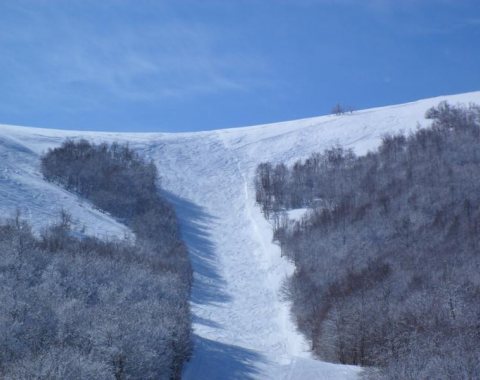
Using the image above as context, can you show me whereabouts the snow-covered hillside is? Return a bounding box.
[1,91,480,379]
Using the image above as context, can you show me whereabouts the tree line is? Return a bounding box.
[255,102,480,379]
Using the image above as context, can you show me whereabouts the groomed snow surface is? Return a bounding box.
[1,91,480,379]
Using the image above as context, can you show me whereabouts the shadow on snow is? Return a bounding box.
[162,191,231,307]
[163,192,265,379]
[182,335,264,380]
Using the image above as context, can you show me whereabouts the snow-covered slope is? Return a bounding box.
[1,91,480,379]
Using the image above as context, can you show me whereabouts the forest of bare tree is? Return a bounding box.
[255,102,480,379]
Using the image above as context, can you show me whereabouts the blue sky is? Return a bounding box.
[0,0,479,132]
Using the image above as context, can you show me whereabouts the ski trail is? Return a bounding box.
[235,153,308,360]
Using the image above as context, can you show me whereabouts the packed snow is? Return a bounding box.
[1,91,480,379]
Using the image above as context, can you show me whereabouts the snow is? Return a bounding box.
[286,208,310,222]
[1,91,480,379]
[0,134,131,239]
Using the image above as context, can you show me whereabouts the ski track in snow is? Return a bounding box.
[1,91,480,379]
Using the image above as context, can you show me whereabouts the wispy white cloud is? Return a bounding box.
[0,1,267,111]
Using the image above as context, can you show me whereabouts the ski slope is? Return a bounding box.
[1,91,479,379]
